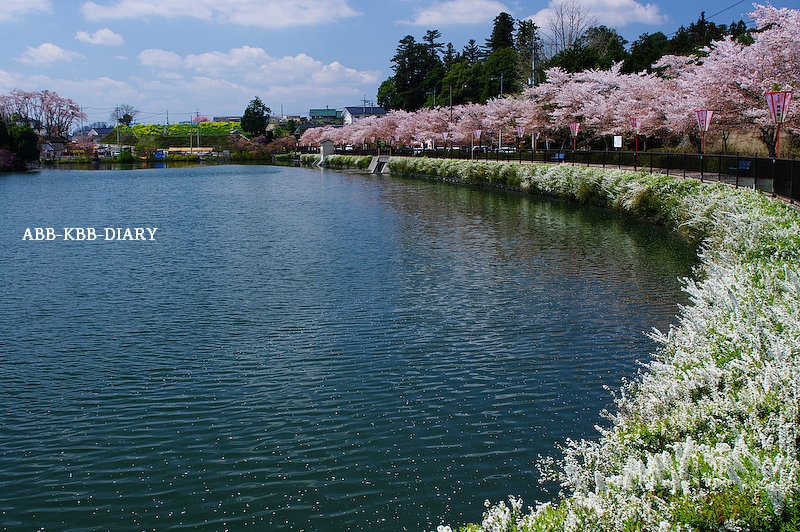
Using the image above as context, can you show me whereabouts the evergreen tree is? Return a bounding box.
[515,19,543,86]
[728,19,752,44]
[442,43,457,70]
[423,29,444,59]
[391,35,427,110]
[0,116,39,170]
[480,48,520,101]
[441,61,481,105]
[665,12,728,55]
[544,25,627,72]
[461,39,481,64]
[377,77,397,110]
[241,96,271,137]
[623,31,668,73]
[486,12,515,53]
[581,26,628,66]
[390,34,442,111]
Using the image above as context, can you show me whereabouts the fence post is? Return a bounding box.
[684,153,688,179]
[700,154,705,183]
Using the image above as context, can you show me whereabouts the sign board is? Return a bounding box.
[613,135,623,149]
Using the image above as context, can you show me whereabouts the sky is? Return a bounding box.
[0,0,793,127]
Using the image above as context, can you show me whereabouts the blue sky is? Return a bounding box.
[0,0,792,126]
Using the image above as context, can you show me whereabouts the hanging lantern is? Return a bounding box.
[694,110,713,154]
[765,91,793,157]
[765,91,792,123]
[695,110,713,131]
[568,122,580,151]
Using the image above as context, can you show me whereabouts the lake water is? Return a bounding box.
[0,165,696,531]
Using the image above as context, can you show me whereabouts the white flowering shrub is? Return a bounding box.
[388,158,800,531]
[322,154,372,169]
[299,154,320,165]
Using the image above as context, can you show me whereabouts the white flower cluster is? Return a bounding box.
[391,158,800,530]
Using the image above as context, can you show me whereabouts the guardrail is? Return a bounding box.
[314,147,799,203]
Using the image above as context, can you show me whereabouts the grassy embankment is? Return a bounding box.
[320,155,800,531]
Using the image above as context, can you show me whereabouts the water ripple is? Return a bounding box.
[0,166,695,531]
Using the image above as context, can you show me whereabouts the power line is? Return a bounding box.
[660,0,754,39]
[706,0,749,21]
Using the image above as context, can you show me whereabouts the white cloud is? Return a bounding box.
[138,49,183,69]
[312,61,377,85]
[182,46,273,77]
[139,46,380,88]
[402,0,511,26]
[594,0,666,26]
[131,45,381,117]
[80,0,360,27]
[0,69,19,91]
[0,0,51,22]
[16,43,85,65]
[75,28,124,46]
[526,0,666,30]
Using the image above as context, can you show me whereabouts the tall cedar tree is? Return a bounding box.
[516,19,543,86]
[486,12,516,53]
[241,96,271,137]
[482,13,522,98]
[623,32,668,73]
[387,35,442,111]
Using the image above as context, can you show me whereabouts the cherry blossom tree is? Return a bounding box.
[0,89,86,137]
[481,97,526,149]
[656,4,800,155]
[299,5,799,158]
[449,102,485,147]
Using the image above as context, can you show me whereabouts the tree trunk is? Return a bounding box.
[760,125,777,158]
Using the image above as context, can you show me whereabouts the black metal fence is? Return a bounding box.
[337,147,800,203]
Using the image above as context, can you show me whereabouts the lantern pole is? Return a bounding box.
[765,91,793,158]
[568,121,580,152]
[694,110,713,154]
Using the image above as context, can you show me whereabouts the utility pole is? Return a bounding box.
[449,85,453,121]
[532,39,541,86]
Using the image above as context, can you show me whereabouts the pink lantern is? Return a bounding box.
[695,110,713,131]
[765,91,792,123]
[694,110,713,153]
[568,121,580,136]
[568,121,580,151]
[765,91,792,157]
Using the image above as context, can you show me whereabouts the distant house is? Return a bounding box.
[309,108,342,125]
[279,115,304,124]
[40,136,67,160]
[342,106,386,125]
[87,126,114,141]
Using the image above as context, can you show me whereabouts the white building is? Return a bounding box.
[341,106,386,125]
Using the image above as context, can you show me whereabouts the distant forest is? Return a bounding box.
[377,7,751,112]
